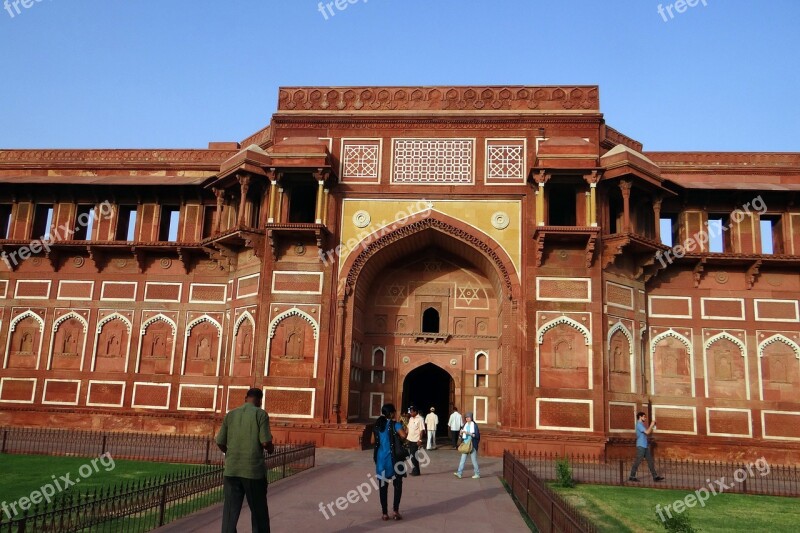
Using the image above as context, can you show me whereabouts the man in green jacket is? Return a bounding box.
[216,388,275,533]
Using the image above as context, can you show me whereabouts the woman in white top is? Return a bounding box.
[454,412,480,479]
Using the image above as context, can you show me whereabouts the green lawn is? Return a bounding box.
[0,454,202,506]
[551,484,800,532]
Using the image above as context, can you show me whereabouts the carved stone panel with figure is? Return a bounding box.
[231,317,255,377]
[539,323,589,389]
[706,337,746,400]
[761,338,800,403]
[95,318,129,373]
[51,317,86,371]
[140,320,174,375]
[269,315,316,377]
[7,316,42,369]
[608,329,632,393]
[653,336,692,397]
[184,321,220,376]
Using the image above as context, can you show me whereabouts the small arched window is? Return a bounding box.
[422,308,440,334]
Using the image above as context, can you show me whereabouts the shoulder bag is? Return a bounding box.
[390,423,411,462]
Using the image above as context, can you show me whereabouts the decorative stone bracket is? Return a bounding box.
[412,333,451,344]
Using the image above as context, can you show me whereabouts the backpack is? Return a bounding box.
[374,419,410,463]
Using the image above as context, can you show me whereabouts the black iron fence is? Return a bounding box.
[503,451,598,533]
[1,427,228,465]
[517,451,800,497]
[504,450,800,533]
[0,442,315,532]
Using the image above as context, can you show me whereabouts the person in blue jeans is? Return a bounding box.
[454,412,480,479]
[629,411,665,482]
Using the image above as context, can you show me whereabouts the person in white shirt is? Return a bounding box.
[447,408,463,449]
[424,407,439,450]
[405,406,425,475]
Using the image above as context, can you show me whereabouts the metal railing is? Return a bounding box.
[0,428,315,532]
[1,427,228,465]
[516,451,800,497]
[503,451,598,533]
[504,450,800,532]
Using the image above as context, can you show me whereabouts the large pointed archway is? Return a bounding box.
[402,363,454,437]
[328,210,522,429]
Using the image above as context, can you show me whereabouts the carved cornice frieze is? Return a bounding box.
[0,149,236,168]
[240,125,273,149]
[272,117,601,130]
[647,152,800,170]
[278,86,599,113]
[603,126,644,152]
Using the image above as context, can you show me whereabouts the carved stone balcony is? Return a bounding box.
[0,239,208,274]
[202,226,266,270]
[264,222,329,261]
[601,232,670,280]
[669,253,800,289]
[532,226,600,268]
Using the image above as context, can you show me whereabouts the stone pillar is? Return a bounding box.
[620,180,632,233]
[267,178,278,223]
[653,197,663,242]
[534,171,549,226]
[584,191,591,226]
[322,188,330,226]
[213,187,225,234]
[276,187,284,223]
[331,299,347,423]
[315,181,324,224]
[259,184,270,227]
[313,170,327,224]
[237,175,250,227]
[583,171,599,227]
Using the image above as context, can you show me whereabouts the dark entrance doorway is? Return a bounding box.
[401,363,454,437]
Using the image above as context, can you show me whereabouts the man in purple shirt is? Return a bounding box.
[628,412,665,482]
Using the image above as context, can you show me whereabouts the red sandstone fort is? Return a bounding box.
[0,86,798,461]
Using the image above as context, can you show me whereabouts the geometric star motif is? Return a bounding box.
[457,282,480,305]
[386,284,407,304]
[424,260,442,272]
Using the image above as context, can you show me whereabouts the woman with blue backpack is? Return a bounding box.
[373,403,408,520]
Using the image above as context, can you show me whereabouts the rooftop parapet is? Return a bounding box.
[277,86,600,113]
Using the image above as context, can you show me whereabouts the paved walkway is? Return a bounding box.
[156,447,530,532]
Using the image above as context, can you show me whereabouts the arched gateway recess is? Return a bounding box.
[332,212,522,429]
[402,363,454,437]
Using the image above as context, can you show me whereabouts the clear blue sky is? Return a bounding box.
[1,0,798,151]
